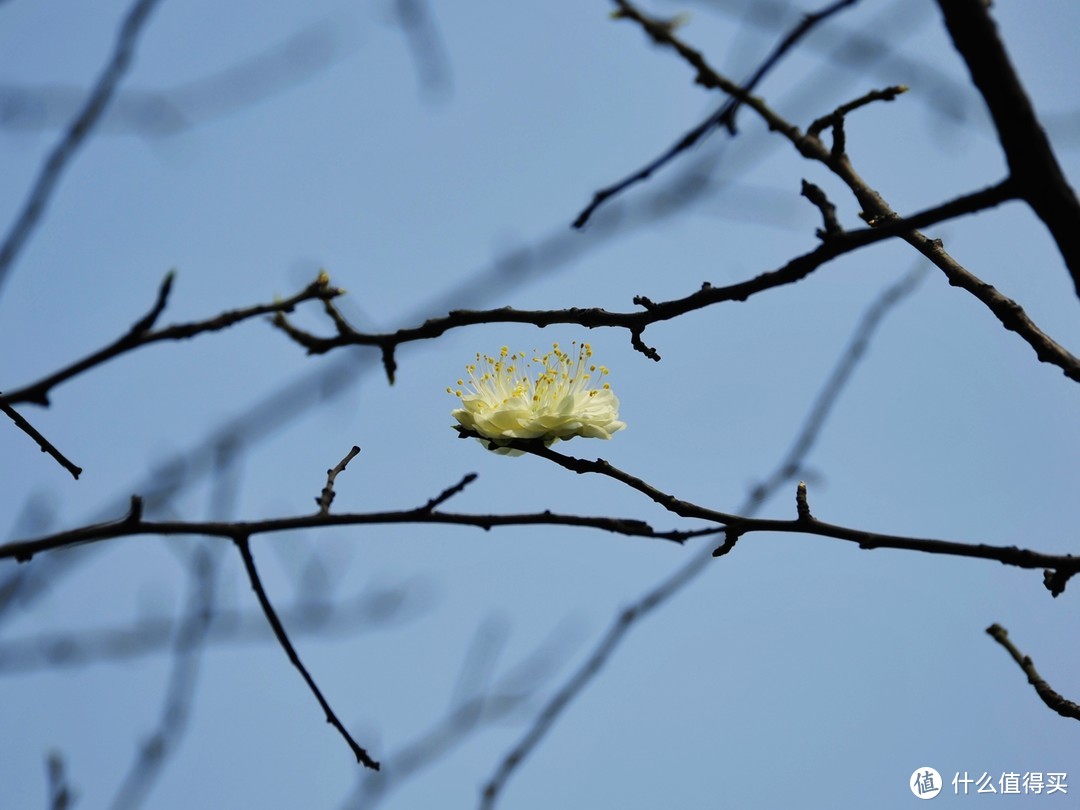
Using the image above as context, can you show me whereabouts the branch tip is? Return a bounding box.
[795,481,813,521]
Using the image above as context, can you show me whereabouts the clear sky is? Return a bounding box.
[1,1,1078,808]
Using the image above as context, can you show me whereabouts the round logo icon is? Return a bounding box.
[910,767,942,800]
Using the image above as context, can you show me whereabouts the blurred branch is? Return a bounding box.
[46,751,75,810]
[937,0,1080,297]
[345,617,574,809]
[234,534,380,770]
[748,264,925,501]
[0,582,426,675]
[317,445,362,515]
[480,266,926,807]
[392,0,453,101]
[0,395,82,479]
[0,0,164,298]
[109,544,218,810]
[986,624,1080,722]
[2,271,343,407]
[574,0,860,228]
[602,0,1080,383]
[273,178,1014,378]
[0,17,357,138]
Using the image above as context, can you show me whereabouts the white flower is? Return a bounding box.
[447,342,626,454]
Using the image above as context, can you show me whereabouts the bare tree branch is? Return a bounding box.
[936,0,1080,297]
[2,272,343,407]
[573,0,862,228]
[0,500,712,563]
[273,178,1016,377]
[317,446,362,515]
[0,0,165,298]
[602,0,1080,383]
[235,534,381,770]
[109,544,219,810]
[986,624,1080,722]
[0,395,82,479]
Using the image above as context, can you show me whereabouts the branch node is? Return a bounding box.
[1043,568,1073,598]
[633,295,658,311]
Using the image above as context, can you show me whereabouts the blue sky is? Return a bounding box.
[1,1,1078,808]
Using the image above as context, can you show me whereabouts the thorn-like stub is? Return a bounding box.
[796,481,812,521]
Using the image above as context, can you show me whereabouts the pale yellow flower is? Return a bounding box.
[447,342,626,454]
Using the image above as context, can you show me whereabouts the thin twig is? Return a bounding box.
[986,624,1080,721]
[234,534,381,770]
[420,473,478,513]
[0,0,165,297]
[0,395,82,479]
[317,446,362,514]
[3,272,342,407]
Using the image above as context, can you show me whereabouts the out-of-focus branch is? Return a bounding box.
[109,544,218,810]
[986,624,1080,722]
[345,618,574,809]
[274,178,1014,380]
[2,272,343,407]
[936,0,1080,297]
[749,264,926,501]
[46,752,75,810]
[0,0,164,298]
[393,0,453,101]
[234,534,380,770]
[0,396,82,479]
[0,582,426,675]
[0,17,356,138]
